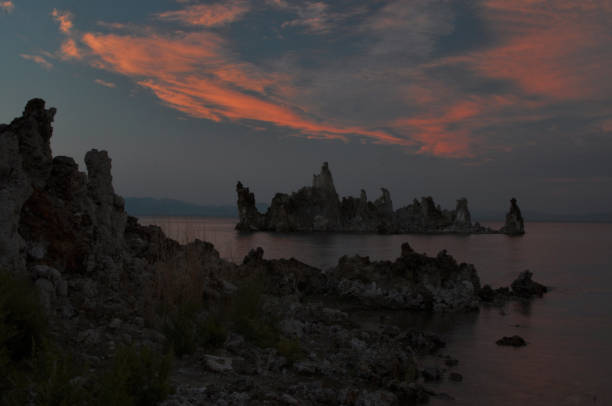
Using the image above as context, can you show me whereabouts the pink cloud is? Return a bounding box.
[94,79,116,88]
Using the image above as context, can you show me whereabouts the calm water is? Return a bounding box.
[141,217,612,406]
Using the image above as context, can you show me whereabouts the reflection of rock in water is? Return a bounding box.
[236,162,525,235]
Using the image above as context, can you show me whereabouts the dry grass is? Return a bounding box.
[145,245,208,319]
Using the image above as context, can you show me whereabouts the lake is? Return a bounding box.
[140,217,612,405]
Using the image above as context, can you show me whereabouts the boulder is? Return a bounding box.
[511,270,547,298]
[496,335,527,347]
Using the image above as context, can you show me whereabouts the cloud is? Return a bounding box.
[51,9,74,34]
[0,1,14,13]
[157,1,249,27]
[364,0,453,58]
[366,0,612,156]
[20,54,53,69]
[432,1,612,101]
[60,38,81,59]
[273,1,366,35]
[79,29,407,145]
[280,2,332,33]
[94,78,116,88]
[50,0,612,160]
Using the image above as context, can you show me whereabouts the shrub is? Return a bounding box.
[96,344,173,406]
[275,337,305,365]
[198,314,227,350]
[0,270,87,405]
[229,280,279,348]
[146,247,208,318]
[34,349,90,406]
[162,301,201,357]
[0,270,48,362]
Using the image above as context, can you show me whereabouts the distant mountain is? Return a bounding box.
[124,197,268,218]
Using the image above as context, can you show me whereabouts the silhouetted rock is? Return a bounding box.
[511,270,547,298]
[449,372,463,382]
[479,270,547,306]
[453,198,471,230]
[0,98,56,272]
[235,181,266,231]
[326,246,481,311]
[496,335,527,347]
[501,198,525,235]
[236,162,518,235]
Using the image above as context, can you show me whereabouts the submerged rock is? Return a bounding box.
[511,270,547,298]
[496,335,527,347]
[479,270,547,305]
[236,162,519,235]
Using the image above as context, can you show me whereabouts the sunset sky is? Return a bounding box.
[1,0,611,216]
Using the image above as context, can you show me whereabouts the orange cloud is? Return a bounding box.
[20,54,53,69]
[1,1,14,13]
[51,9,74,34]
[435,1,612,101]
[81,31,407,146]
[60,38,81,59]
[394,0,612,156]
[52,1,611,160]
[393,99,481,158]
[157,1,249,27]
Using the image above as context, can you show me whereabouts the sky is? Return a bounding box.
[1,0,611,217]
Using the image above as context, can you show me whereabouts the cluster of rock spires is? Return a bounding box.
[1,99,541,405]
[236,162,525,235]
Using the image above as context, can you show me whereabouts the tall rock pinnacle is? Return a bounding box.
[501,198,525,235]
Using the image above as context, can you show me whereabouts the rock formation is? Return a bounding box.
[236,162,522,235]
[0,99,56,272]
[500,197,525,235]
[326,243,482,311]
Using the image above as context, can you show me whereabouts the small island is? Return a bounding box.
[236,162,525,235]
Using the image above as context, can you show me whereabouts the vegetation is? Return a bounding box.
[0,270,86,405]
[97,345,173,406]
[0,270,173,405]
[227,280,304,363]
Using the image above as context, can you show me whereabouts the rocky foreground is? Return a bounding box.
[1,100,542,405]
[236,162,525,235]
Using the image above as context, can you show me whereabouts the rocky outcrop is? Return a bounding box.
[235,182,266,231]
[510,270,547,298]
[236,163,519,235]
[0,99,55,272]
[479,270,547,305]
[500,198,525,235]
[327,243,481,311]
